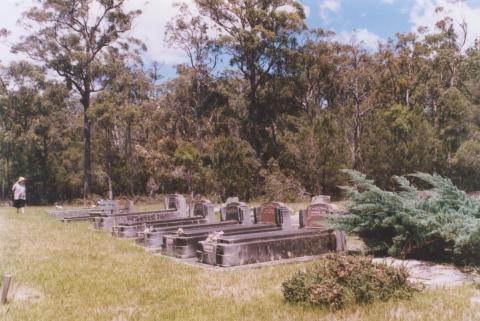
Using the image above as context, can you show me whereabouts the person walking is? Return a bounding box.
[12,177,27,214]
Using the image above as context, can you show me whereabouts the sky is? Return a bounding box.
[1,0,480,79]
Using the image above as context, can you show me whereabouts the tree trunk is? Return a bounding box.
[248,69,260,154]
[82,93,92,199]
[106,129,113,200]
[125,121,134,195]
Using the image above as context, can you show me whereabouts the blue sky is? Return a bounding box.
[1,0,480,79]
[302,0,480,50]
[310,0,413,38]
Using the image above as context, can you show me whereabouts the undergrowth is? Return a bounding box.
[282,254,422,310]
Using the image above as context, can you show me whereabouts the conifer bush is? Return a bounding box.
[334,170,480,264]
[282,254,420,309]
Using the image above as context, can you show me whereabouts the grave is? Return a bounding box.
[139,198,247,250]
[93,194,187,232]
[299,195,347,251]
[112,199,215,238]
[162,200,292,259]
[198,198,345,267]
[48,200,132,223]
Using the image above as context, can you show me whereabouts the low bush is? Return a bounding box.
[282,254,421,309]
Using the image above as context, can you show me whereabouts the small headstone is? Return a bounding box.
[255,202,292,229]
[220,200,252,225]
[164,194,187,212]
[300,195,347,251]
[225,197,239,204]
[191,199,215,222]
[312,195,331,204]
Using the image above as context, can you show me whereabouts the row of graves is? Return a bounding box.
[49,195,347,267]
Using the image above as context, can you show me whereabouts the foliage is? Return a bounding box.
[262,160,305,202]
[2,1,480,203]
[282,254,420,309]
[336,170,480,265]
[210,136,261,200]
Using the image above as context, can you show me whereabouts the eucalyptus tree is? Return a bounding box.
[165,3,221,142]
[13,0,144,198]
[193,0,306,153]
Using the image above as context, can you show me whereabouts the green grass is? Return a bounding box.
[1,206,480,321]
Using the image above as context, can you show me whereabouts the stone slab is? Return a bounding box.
[373,257,480,288]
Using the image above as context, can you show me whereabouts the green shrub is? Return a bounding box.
[282,254,421,309]
[334,170,480,265]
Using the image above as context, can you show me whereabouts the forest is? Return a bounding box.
[1,0,480,204]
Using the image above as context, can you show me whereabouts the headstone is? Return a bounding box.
[164,194,187,212]
[254,202,292,229]
[300,195,347,251]
[220,200,252,225]
[312,195,331,204]
[191,199,215,222]
[225,197,239,204]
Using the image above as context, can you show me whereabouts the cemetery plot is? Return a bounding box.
[113,217,209,238]
[137,221,239,249]
[163,223,282,258]
[162,200,291,259]
[197,198,346,267]
[94,194,187,232]
[141,199,250,251]
[112,199,215,238]
[49,200,132,223]
[50,195,347,269]
[199,229,335,266]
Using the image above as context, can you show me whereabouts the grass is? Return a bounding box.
[1,205,480,321]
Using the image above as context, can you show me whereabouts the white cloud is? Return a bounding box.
[410,0,480,48]
[383,0,395,4]
[320,0,341,22]
[0,0,33,65]
[0,0,195,66]
[337,28,382,51]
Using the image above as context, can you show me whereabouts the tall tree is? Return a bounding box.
[194,0,306,153]
[13,0,144,198]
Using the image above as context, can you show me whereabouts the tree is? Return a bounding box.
[211,135,260,200]
[13,0,144,198]
[194,0,306,153]
[0,61,76,202]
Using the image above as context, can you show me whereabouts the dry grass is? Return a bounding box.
[1,205,479,321]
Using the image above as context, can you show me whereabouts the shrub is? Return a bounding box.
[282,254,421,309]
[334,170,480,265]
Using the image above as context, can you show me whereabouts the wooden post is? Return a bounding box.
[1,274,12,304]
